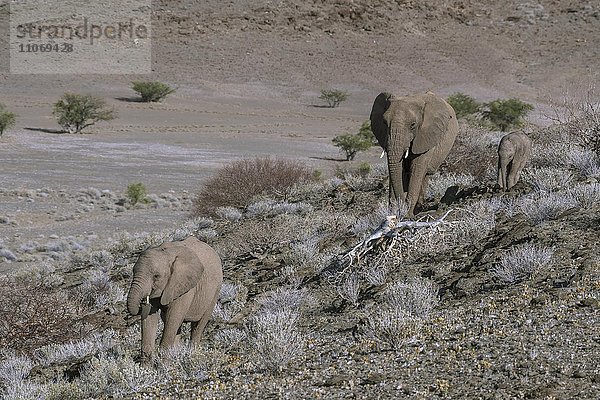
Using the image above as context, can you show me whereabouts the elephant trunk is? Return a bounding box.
[127,277,151,316]
[386,126,410,204]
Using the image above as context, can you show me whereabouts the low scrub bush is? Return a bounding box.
[491,243,554,284]
[78,354,159,398]
[442,124,499,180]
[131,81,175,102]
[332,133,373,161]
[523,167,574,192]
[319,89,348,108]
[480,98,534,131]
[569,183,600,209]
[245,199,313,218]
[366,277,438,349]
[158,344,208,383]
[335,271,360,306]
[518,191,577,224]
[213,282,247,323]
[246,308,303,373]
[126,183,148,205]
[547,83,600,157]
[215,206,243,222]
[0,275,84,355]
[0,103,16,137]
[34,330,117,366]
[193,157,313,216]
[446,93,480,119]
[53,93,115,134]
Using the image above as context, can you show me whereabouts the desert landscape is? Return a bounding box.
[0,0,599,399]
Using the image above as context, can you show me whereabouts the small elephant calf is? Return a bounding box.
[497,132,532,191]
[127,237,223,358]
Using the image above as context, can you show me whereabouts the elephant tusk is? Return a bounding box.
[404,149,409,159]
[145,295,150,304]
[380,150,386,159]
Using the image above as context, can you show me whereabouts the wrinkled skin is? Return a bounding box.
[370,91,459,216]
[497,132,532,191]
[127,237,223,358]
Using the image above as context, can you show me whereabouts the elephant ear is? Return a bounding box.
[370,92,395,149]
[412,93,453,155]
[161,248,204,306]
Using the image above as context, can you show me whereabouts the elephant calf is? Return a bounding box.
[127,237,223,358]
[497,131,532,191]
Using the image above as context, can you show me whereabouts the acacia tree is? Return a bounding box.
[332,133,372,161]
[53,94,116,134]
[480,98,533,131]
[319,89,349,108]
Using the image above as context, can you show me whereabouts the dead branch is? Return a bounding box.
[343,210,453,266]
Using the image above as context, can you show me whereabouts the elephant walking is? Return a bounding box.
[127,237,223,358]
[497,131,532,191]
[370,91,459,216]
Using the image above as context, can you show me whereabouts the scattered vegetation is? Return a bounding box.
[480,98,534,131]
[131,81,176,103]
[357,120,378,145]
[446,92,480,119]
[319,89,349,108]
[193,157,313,216]
[491,243,554,284]
[53,93,116,134]
[332,133,373,161]
[0,103,16,137]
[126,183,148,205]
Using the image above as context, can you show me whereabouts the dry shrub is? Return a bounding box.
[193,157,313,216]
[0,276,84,355]
[442,123,499,181]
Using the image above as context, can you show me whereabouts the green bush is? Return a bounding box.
[126,183,147,205]
[446,93,480,119]
[319,89,349,108]
[193,157,313,216]
[357,120,378,145]
[131,81,176,102]
[480,98,534,131]
[332,133,372,161]
[0,104,16,137]
[53,94,115,134]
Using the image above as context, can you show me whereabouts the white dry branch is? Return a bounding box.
[343,210,454,266]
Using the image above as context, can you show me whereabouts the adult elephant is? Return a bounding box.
[127,236,223,358]
[370,91,459,216]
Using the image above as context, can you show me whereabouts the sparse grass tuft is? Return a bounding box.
[491,243,554,284]
[569,183,600,209]
[366,277,438,349]
[523,167,574,192]
[518,191,577,224]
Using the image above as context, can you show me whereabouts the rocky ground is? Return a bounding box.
[0,0,599,399]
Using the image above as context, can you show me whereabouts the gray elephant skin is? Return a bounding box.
[370,91,459,216]
[497,131,532,191]
[127,236,223,357]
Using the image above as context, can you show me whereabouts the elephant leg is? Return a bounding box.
[418,174,429,206]
[141,311,160,358]
[506,161,518,190]
[509,159,526,189]
[160,311,185,351]
[190,294,219,344]
[406,161,428,216]
[499,159,511,191]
